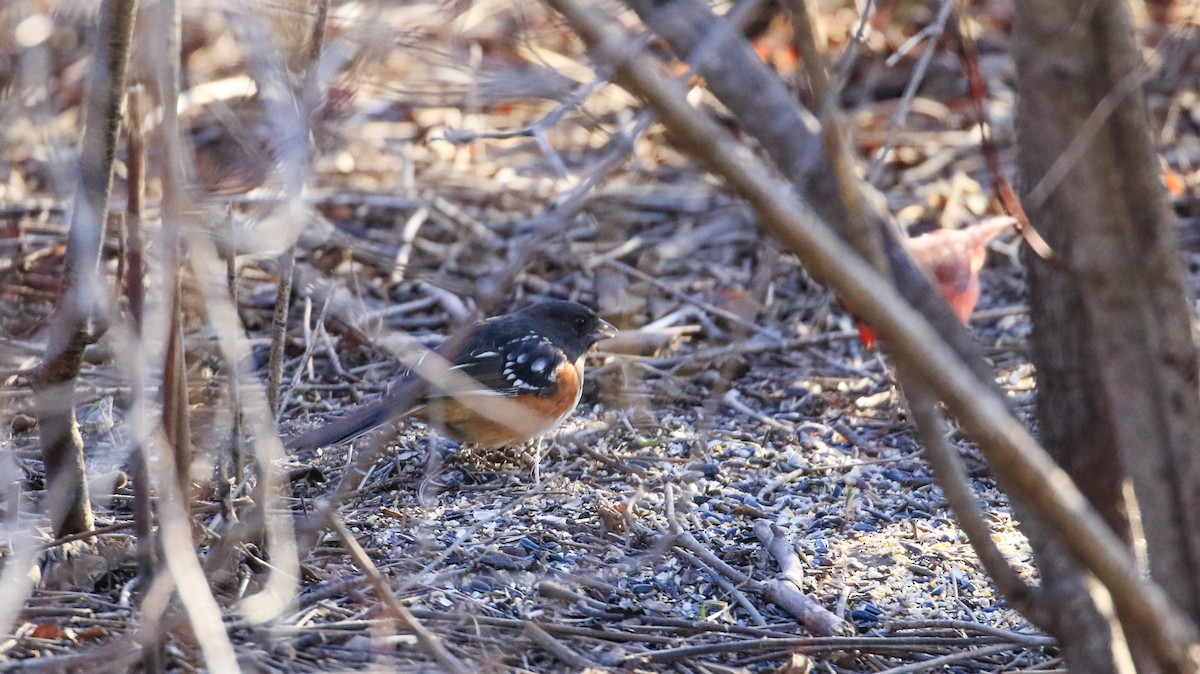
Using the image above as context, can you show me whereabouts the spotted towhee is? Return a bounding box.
[286,301,617,451]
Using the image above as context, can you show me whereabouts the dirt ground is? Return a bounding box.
[7,0,1198,671]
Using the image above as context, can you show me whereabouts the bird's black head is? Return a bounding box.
[516,300,617,360]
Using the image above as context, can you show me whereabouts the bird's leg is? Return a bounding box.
[528,437,545,486]
[872,349,888,375]
[417,436,449,507]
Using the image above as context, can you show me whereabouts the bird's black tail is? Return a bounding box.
[283,378,426,452]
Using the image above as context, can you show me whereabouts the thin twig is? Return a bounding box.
[872,641,1020,674]
[645,331,857,368]
[674,546,768,627]
[601,258,784,341]
[664,485,767,627]
[40,521,137,550]
[267,248,296,417]
[327,515,472,674]
[271,614,669,643]
[866,0,954,183]
[686,0,767,70]
[620,634,1046,665]
[752,520,849,636]
[952,8,1056,263]
[439,73,609,145]
[722,390,793,432]
[887,619,1051,645]
[524,622,605,669]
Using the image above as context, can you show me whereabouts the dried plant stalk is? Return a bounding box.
[31,0,139,537]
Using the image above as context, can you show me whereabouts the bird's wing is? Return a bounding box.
[445,333,565,398]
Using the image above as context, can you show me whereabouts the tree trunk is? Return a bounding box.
[1013,0,1200,670]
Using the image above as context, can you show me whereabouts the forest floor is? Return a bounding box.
[3,1,1198,671]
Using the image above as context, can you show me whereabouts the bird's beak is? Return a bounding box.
[595,319,618,341]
